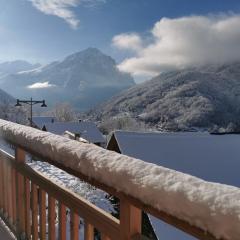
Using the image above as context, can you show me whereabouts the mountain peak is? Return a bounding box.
[65,48,110,62]
[82,47,102,54]
[0,49,135,110]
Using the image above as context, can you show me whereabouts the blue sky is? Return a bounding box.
[0,0,239,63]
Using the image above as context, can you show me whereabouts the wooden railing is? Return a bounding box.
[0,147,122,240]
[0,120,238,240]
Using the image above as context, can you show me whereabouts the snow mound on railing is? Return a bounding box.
[0,119,240,240]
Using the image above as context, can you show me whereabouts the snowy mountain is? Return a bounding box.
[0,88,15,103]
[0,48,135,110]
[91,62,240,131]
[0,60,40,77]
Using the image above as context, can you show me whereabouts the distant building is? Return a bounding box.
[107,130,240,240]
[32,116,56,129]
[42,121,105,146]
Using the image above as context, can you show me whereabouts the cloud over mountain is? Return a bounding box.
[29,0,106,29]
[113,14,240,77]
[27,81,56,89]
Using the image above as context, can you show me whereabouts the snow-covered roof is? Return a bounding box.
[32,116,56,129]
[110,130,240,186]
[43,121,105,144]
[108,130,240,240]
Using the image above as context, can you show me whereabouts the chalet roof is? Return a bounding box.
[107,130,240,240]
[43,121,105,144]
[109,130,240,186]
[32,116,56,129]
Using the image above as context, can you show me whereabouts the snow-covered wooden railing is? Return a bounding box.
[0,119,239,240]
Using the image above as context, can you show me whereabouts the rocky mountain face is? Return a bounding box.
[91,62,240,131]
[0,48,135,110]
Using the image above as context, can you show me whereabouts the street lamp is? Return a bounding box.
[15,98,47,127]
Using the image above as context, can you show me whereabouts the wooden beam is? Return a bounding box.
[84,221,94,240]
[102,233,111,240]
[70,211,79,240]
[11,166,16,227]
[120,198,142,240]
[58,203,67,240]
[25,177,31,240]
[48,195,56,240]
[0,158,3,211]
[39,189,47,240]
[31,183,38,240]
[15,147,26,238]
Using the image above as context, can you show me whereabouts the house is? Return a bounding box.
[42,121,105,146]
[107,130,240,240]
[32,116,56,129]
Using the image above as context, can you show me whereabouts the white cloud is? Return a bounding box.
[112,33,143,52]
[27,81,56,89]
[28,0,106,29]
[113,14,240,77]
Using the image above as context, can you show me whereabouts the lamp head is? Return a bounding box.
[41,100,47,107]
[15,99,22,107]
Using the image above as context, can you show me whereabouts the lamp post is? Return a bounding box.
[15,98,47,127]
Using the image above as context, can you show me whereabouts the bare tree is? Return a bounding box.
[99,116,147,134]
[50,103,76,122]
[0,100,28,124]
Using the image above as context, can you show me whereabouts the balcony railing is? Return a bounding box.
[0,119,239,240]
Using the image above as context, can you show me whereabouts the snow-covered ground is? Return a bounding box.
[30,161,115,240]
[29,161,114,214]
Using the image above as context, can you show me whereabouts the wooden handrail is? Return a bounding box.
[0,149,120,239]
[0,120,238,240]
[2,143,223,240]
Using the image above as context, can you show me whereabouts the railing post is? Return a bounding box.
[120,197,142,240]
[15,147,26,240]
[84,221,94,240]
[0,158,3,214]
[7,160,13,224]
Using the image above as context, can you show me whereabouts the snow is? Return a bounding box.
[111,131,240,239]
[29,161,114,214]
[0,218,16,240]
[112,131,240,186]
[0,120,240,240]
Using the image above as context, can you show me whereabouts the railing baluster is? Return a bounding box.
[31,183,39,240]
[3,159,8,218]
[15,147,26,239]
[6,161,10,220]
[84,221,94,240]
[39,189,46,240]
[12,166,16,228]
[58,202,67,240]
[70,211,79,240]
[25,177,31,240]
[120,198,142,240]
[102,233,110,240]
[8,161,13,225]
[48,195,56,240]
[0,158,3,213]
